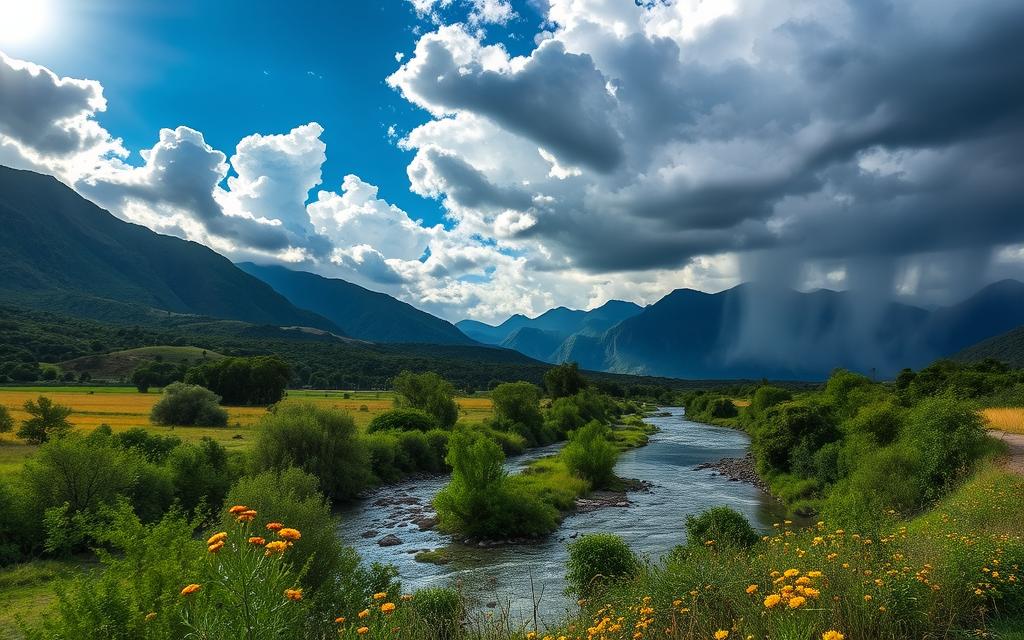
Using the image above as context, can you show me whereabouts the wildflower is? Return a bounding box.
[763,594,782,608]
[357,627,369,635]
[673,599,683,606]
[228,505,248,514]
[401,594,413,601]
[359,608,370,619]
[381,602,396,614]
[206,532,228,545]
[236,510,256,523]
[144,612,157,622]
[264,540,289,556]
[807,571,823,578]
[822,631,844,640]
[746,585,758,594]
[180,583,201,596]
[796,576,811,586]
[207,541,224,554]
[266,522,283,531]
[335,616,346,623]
[527,633,537,639]
[373,592,388,600]
[715,630,729,640]
[278,527,301,541]
[284,588,303,601]
[248,536,265,545]
[863,594,873,602]
[803,587,821,598]
[784,568,800,578]
[788,596,807,609]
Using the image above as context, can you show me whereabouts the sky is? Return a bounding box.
[1,0,1023,323]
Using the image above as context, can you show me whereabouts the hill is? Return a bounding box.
[58,346,225,381]
[237,263,473,345]
[954,325,1024,367]
[0,165,339,332]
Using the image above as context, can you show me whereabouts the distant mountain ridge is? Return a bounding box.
[954,324,1024,368]
[0,165,340,332]
[237,262,475,345]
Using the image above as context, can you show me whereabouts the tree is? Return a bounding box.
[562,420,618,488]
[544,362,588,399]
[491,381,545,444]
[366,408,441,433]
[131,361,185,393]
[0,405,12,433]
[392,371,459,428]
[185,356,290,405]
[17,396,73,444]
[150,382,229,427]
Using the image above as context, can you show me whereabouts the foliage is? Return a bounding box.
[366,407,440,433]
[17,396,73,444]
[392,370,459,428]
[166,438,235,513]
[562,420,619,488]
[131,360,186,393]
[150,382,229,427]
[250,403,372,502]
[749,385,792,416]
[185,355,291,405]
[544,362,588,399]
[565,533,639,597]
[409,587,464,640]
[0,404,12,432]
[490,381,547,445]
[684,506,759,548]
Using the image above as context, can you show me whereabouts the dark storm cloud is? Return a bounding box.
[413,148,534,210]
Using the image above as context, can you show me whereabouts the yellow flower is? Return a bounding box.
[206,532,228,545]
[144,612,157,622]
[763,594,782,608]
[381,602,396,614]
[863,594,873,602]
[796,576,811,586]
[264,540,289,556]
[358,608,370,619]
[807,571,823,578]
[180,583,201,596]
[266,521,283,531]
[227,505,248,514]
[788,596,807,609]
[526,633,537,640]
[822,631,844,640]
[373,592,388,600]
[714,630,729,640]
[746,584,758,594]
[803,587,821,598]
[284,588,303,601]
[207,540,224,554]
[784,568,800,578]
[357,627,369,635]
[278,528,301,541]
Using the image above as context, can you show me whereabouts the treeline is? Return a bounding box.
[682,358,1022,521]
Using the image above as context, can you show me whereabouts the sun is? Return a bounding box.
[0,0,51,44]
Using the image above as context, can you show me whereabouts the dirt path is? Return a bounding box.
[990,429,1024,475]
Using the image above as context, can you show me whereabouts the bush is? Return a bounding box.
[707,397,739,419]
[684,506,759,548]
[491,381,546,445]
[366,408,440,433]
[251,403,372,501]
[111,427,182,463]
[753,400,837,475]
[410,587,465,640]
[167,438,235,513]
[845,400,904,446]
[749,386,792,416]
[150,382,228,427]
[562,420,618,488]
[392,370,459,428]
[565,533,639,596]
[545,396,585,438]
[900,394,987,498]
[17,396,73,444]
[0,404,12,433]
[184,355,291,406]
[365,432,402,483]
[130,360,185,393]
[544,362,588,399]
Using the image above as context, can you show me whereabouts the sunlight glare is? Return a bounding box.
[0,0,51,44]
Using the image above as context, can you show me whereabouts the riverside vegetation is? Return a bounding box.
[0,357,1021,639]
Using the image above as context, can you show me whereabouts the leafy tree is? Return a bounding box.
[562,420,618,488]
[130,360,185,393]
[392,370,459,428]
[749,385,792,416]
[565,534,638,596]
[150,382,229,427]
[0,405,12,433]
[490,381,545,444]
[17,396,73,444]
[185,356,290,405]
[166,438,234,513]
[544,362,588,398]
[366,407,441,433]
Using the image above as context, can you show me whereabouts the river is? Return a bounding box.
[336,407,784,625]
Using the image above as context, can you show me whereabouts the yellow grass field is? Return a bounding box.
[982,407,1024,435]
[0,387,492,477]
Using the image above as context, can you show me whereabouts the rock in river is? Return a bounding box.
[378,534,402,547]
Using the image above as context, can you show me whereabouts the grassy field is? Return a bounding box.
[983,407,1024,434]
[0,387,493,477]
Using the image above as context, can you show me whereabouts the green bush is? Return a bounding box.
[562,420,618,488]
[0,404,12,433]
[565,533,639,596]
[707,397,738,419]
[749,386,792,416]
[900,394,987,498]
[365,431,402,483]
[111,427,182,463]
[410,587,465,640]
[545,396,585,438]
[684,506,759,548]
[150,382,228,427]
[167,438,235,513]
[395,429,442,472]
[250,403,372,502]
[544,362,588,399]
[846,400,904,446]
[366,408,441,433]
[392,370,459,428]
[17,396,73,444]
[753,400,837,475]
[491,381,546,445]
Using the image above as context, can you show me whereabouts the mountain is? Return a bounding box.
[0,165,339,332]
[953,325,1024,367]
[457,300,644,361]
[924,280,1024,355]
[237,262,475,345]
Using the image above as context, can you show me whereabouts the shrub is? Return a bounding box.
[707,397,739,419]
[396,429,442,472]
[565,533,639,596]
[392,370,459,428]
[753,400,838,475]
[167,438,235,513]
[17,396,73,444]
[250,403,372,502]
[545,396,585,438]
[845,400,904,446]
[562,420,618,489]
[750,386,793,416]
[150,382,228,427]
[130,360,185,393]
[410,587,464,640]
[684,506,759,548]
[900,394,987,498]
[0,404,12,433]
[366,408,440,433]
[111,427,182,463]
[491,381,546,445]
[544,362,588,399]
[365,432,402,483]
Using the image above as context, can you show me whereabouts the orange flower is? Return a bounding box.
[180,583,201,596]
[278,528,301,541]
[381,602,396,614]
[373,592,387,600]
[248,536,266,546]
[284,588,303,601]
[266,522,283,532]
[206,532,228,545]
[763,594,781,608]
[207,541,225,554]
[335,616,346,624]
[357,627,369,635]
[788,596,807,609]
[236,509,258,523]
[358,608,370,619]
[228,505,248,514]
[264,540,289,556]
[745,584,758,594]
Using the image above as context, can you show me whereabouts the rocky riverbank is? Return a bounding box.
[694,452,768,493]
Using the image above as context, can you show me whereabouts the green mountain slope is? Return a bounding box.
[0,165,339,332]
[954,325,1024,367]
[237,262,474,345]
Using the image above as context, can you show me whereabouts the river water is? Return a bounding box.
[336,407,784,625]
